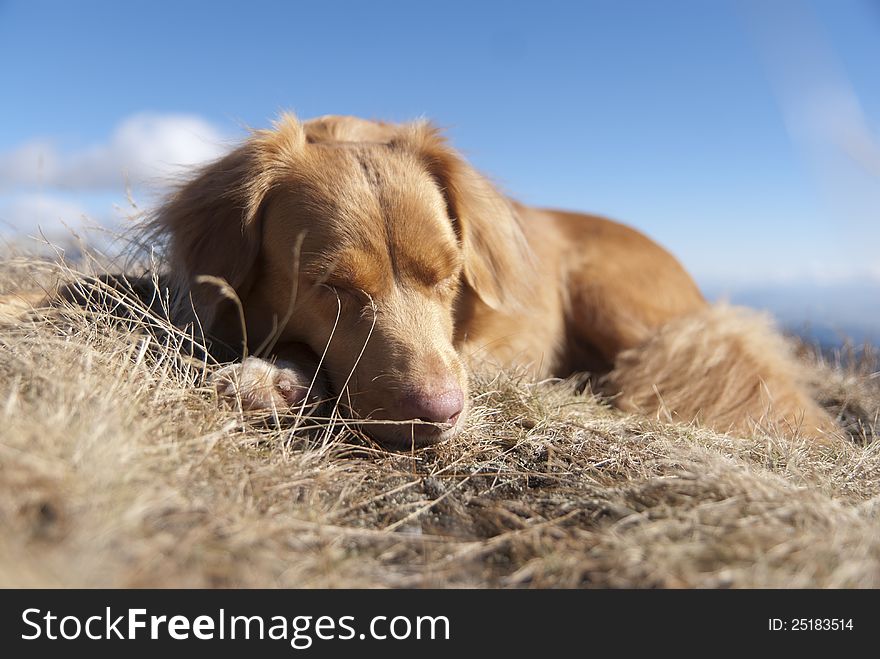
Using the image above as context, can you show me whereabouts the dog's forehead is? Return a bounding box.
[257,142,464,293]
[294,144,460,268]
[315,144,448,227]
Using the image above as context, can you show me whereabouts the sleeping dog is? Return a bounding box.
[149,113,836,447]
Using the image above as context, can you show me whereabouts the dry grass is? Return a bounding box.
[1,247,879,588]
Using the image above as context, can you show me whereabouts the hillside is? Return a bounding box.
[1,254,879,588]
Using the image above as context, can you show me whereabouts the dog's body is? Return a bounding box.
[456,203,706,374]
[140,114,836,446]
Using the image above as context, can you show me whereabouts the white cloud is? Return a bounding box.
[0,113,233,191]
[0,194,92,236]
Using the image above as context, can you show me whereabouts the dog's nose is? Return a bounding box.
[399,383,464,425]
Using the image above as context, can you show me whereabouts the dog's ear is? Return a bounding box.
[395,122,533,310]
[152,113,305,331]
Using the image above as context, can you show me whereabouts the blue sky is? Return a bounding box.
[1,0,879,295]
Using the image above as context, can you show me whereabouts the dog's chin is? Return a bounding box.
[361,417,463,450]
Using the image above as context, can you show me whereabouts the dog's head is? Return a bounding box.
[154,113,530,447]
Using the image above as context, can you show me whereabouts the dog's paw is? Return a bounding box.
[212,356,326,412]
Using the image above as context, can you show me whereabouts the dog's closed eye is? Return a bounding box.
[317,282,377,317]
[317,281,356,302]
[433,273,461,298]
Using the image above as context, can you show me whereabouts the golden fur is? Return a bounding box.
[27,113,843,447]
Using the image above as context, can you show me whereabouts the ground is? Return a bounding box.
[1,252,878,588]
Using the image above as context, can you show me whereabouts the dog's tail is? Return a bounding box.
[605,304,838,441]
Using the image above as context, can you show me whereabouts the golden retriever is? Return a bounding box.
[147,113,836,447]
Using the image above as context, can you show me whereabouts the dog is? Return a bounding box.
[143,113,839,448]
